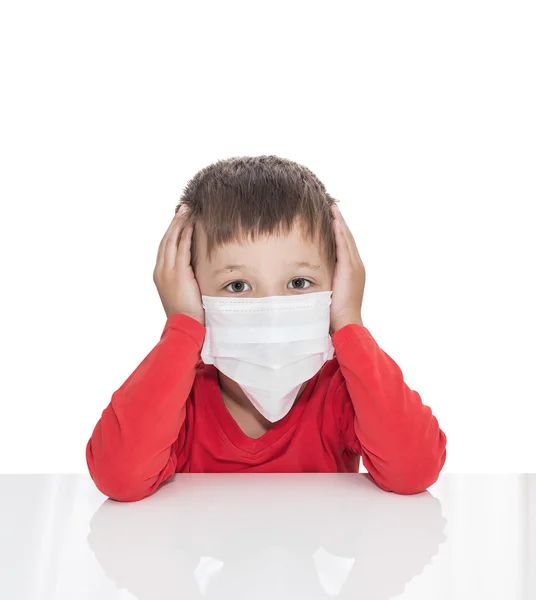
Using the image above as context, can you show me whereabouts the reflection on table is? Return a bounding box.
[88,473,445,598]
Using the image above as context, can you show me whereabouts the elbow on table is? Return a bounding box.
[85,440,166,502]
[92,474,157,502]
[87,461,158,502]
[384,469,441,495]
[389,430,448,495]
[369,446,447,495]
[370,467,440,495]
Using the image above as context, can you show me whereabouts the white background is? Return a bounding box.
[0,1,534,473]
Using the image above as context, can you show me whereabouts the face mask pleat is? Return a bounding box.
[203,337,330,361]
[216,353,329,390]
[207,323,330,344]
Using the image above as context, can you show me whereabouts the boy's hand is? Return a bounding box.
[153,204,205,326]
[329,203,366,334]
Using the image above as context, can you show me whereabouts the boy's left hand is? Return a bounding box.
[329,203,366,334]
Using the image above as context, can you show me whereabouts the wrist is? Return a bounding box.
[331,315,364,333]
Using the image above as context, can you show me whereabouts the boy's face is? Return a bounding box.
[193,220,334,297]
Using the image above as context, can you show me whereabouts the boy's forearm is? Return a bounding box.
[332,324,447,494]
[86,313,206,501]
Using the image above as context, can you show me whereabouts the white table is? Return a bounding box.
[1,474,534,599]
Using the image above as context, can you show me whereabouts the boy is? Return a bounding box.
[86,155,447,502]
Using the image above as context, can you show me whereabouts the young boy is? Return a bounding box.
[86,155,447,502]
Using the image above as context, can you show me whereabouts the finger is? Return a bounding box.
[332,216,352,269]
[341,220,361,266]
[156,206,185,269]
[332,204,362,265]
[177,222,194,269]
[156,205,188,270]
[331,205,352,265]
[163,206,190,269]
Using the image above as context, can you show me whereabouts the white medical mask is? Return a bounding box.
[201,290,334,422]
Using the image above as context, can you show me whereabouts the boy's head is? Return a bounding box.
[175,155,338,297]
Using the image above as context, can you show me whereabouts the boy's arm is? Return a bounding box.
[332,323,447,495]
[86,314,205,502]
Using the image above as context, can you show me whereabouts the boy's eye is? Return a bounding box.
[288,278,312,290]
[224,278,313,293]
[225,280,252,293]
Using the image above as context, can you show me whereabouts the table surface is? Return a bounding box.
[1,473,534,599]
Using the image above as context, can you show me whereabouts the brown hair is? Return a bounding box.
[175,155,339,272]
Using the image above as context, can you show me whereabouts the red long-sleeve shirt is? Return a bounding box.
[86,313,446,501]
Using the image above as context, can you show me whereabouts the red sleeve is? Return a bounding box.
[332,323,447,495]
[85,313,206,502]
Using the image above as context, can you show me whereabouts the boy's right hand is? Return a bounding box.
[153,204,205,326]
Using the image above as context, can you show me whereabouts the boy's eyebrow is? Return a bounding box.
[213,264,248,276]
[293,261,321,270]
[213,261,321,277]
